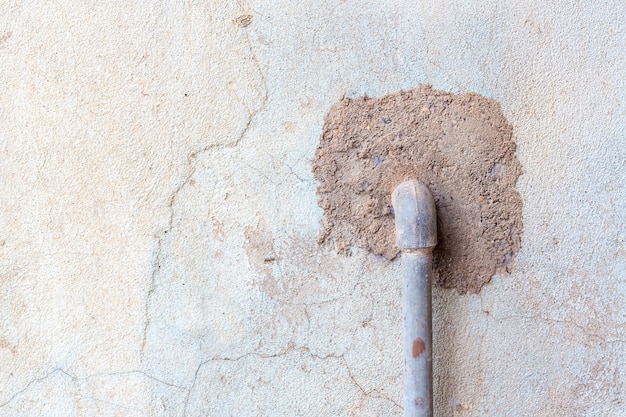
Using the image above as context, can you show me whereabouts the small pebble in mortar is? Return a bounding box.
[312,85,523,294]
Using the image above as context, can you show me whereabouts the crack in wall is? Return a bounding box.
[139,9,269,363]
[0,370,58,409]
[181,343,399,416]
[484,311,626,345]
[0,368,188,410]
[139,99,270,360]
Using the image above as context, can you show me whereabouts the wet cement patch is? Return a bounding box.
[313,85,523,294]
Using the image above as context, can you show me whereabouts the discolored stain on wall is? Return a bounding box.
[244,218,280,298]
[313,85,523,294]
[0,31,12,46]
[234,14,253,28]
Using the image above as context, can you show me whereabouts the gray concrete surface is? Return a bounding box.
[0,1,625,416]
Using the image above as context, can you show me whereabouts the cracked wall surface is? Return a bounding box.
[1,0,625,416]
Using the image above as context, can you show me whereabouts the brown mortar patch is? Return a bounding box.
[312,85,523,294]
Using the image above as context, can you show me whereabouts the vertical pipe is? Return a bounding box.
[402,250,433,416]
[392,179,437,417]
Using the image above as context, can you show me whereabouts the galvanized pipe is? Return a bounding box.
[392,179,437,417]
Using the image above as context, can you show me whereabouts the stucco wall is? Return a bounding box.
[1,1,625,416]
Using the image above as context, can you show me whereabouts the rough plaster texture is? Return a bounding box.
[0,1,624,416]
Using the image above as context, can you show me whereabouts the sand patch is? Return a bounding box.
[313,85,522,294]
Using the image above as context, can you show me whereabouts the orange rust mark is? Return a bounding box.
[412,337,426,358]
[414,397,426,408]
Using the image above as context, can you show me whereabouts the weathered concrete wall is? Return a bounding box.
[1,1,624,416]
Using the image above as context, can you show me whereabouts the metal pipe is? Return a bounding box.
[392,179,437,417]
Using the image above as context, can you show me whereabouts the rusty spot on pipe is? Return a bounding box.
[412,337,426,358]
